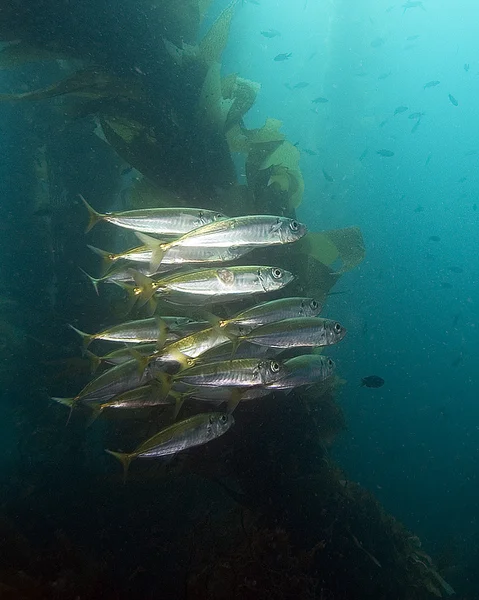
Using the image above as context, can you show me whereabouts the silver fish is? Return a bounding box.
[243,317,346,348]
[220,297,322,335]
[82,195,226,235]
[136,215,307,269]
[133,266,294,306]
[266,355,335,389]
[175,358,290,388]
[106,412,234,478]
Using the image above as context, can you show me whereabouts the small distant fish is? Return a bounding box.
[429,235,441,242]
[440,282,453,289]
[451,355,463,367]
[260,28,281,38]
[473,203,477,211]
[409,112,425,119]
[464,63,470,72]
[411,120,421,134]
[379,119,388,128]
[274,52,292,62]
[458,176,467,183]
[448,266,463,273]
[402,1,425,12]
[378,71,392,80]
[322,169,334,182]
[359,148,369,161]
[394,105,408,115]
[292,81,309,89]
[377,149,394,157]
[424,80,440,89]
[464,149,477,156]
[448,94,458,106]
[425,153,432,166]
[414,205,424,213]
[370,37,385,48]
[312,96,329,104]
[308,51,317,61]
[302,148,317,156]
[361,375,385,388]
[407,34,420,41]
[386,5,395,12]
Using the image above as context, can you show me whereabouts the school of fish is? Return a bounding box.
[52,199,347,479]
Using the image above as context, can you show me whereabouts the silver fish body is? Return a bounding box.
[222,297,322,335]
[155,266,294,304]
[161,215,307,249]
[175,358,290,388]
[136,413,234,458]
[266,355,335,389]
[244,317,346,348]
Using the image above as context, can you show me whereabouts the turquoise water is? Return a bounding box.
[0,0,477,597]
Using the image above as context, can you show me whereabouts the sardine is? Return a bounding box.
[242,317,347,348]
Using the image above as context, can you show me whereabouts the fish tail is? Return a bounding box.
[50,396,75,408]
[87,245,116,275]
[167,389,186,420]
[154,315,168,348]
[78,267,101,295]
[128,269,159,308]
[80,194,103,233]
[105,450,134,483]
[135,232,167,272]
[128,347,151,376]
[156,372,174,401]
[68,324,93,349]
[84,349,101,374]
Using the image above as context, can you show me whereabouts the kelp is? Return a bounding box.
[300,227,366,273]
[197,62,234,129]
[222,74,261,131]
[199,0,237,65]
[0,67,144,102]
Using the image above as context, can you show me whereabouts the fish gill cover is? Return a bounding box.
[0,0,455,598]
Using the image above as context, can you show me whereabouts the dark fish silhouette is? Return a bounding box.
[322,169,334,182]
[424,80,440,89]
[473,203,477,211]
[464,63,470,72]
[452,312,462,326]
[371,37,385,48]
[464,149,477,156]
[274,52,292,61]
[312,96,329,103]
[425,153,432,166]
[379,119,388,128]
[458,176,467,183]
[448,94,458,106]
[377,149,394,157]
[441,282,453,289]
[402,1,425,12]
[361,376,385,388]
[414,205,424,213]
[260,29,281,38]
[394,105,408,115]
[451,355,463,367]
[302,148,317,156]
[411,120,421,133]
[429,235,441,242]
[378,71,392,80]
[292,81,309,89]
[407,34,420,41]
[409,112,425,119]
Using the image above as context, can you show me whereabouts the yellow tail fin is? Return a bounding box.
[129,269,159,308]
[105,450,134,483]
[87,245,117,275]
[78,267,101,295]
[68,324,93,349]
[135,232,167,272]
[80,194,103,233]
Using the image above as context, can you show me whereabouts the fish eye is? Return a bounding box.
[270,361,280,372]
[215,213,224,220]
[328,359,334,367]
[220,414,228,424]
[310,300,319,310]
[334,322,342,333]
[289,220,299,231]
[272,268,283,279]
